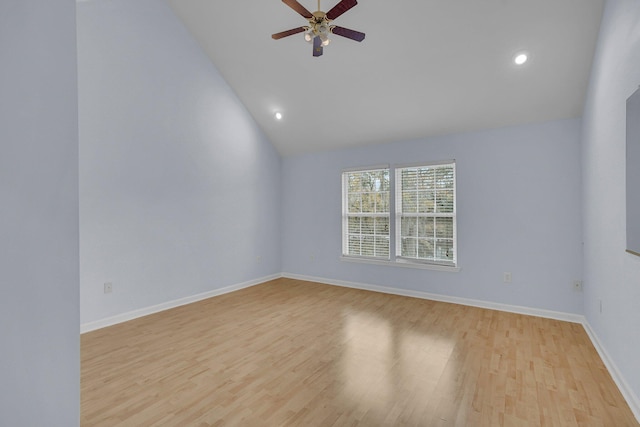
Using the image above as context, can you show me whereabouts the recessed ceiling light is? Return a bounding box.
[514,53,528,65]
[274,112,283,120]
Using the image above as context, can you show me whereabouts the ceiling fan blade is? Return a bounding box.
[313,36,323,57]
[282,0,313,19]
[272,27,307,40]
[326,0,358,20]
[331,26,365,42]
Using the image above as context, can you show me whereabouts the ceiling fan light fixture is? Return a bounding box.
[304,28,314,42]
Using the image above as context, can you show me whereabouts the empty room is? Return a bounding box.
[2,0,640,425]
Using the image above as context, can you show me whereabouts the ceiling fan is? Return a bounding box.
[272,0,365,57]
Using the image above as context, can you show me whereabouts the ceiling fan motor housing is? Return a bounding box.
[304,11,331,44]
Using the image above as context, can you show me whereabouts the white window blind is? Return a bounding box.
[396,162,456,266]
[342,168,390,258]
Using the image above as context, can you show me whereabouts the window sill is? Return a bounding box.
[340,256,460,272]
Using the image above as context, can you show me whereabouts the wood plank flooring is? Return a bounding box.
[81,278,639,426]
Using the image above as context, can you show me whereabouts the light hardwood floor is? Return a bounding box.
[81,278,638,426]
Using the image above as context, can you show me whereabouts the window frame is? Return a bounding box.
[395,161,457,267]
[341,161,458,271]
[341,166,391,260]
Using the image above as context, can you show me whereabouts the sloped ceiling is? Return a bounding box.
[168,0,603,156]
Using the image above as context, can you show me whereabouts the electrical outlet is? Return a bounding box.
[572,280,583,292]
[104,282,112,294]
[503,272,512,283]
[256,255,262,263]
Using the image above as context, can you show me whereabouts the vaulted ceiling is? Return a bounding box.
[168,0,604,156]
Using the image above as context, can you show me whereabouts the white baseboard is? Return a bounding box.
[281,272,585,323]
[80,273,281,334]
[582,321,640,422]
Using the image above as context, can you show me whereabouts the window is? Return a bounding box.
[396,163,456,266]
[342,168,390,259]
[342,161,457,269]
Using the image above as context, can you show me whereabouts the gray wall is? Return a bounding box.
[581,0,640,407]
[77,0,281,324]
[0,0,79,425]
[282,119,584,314]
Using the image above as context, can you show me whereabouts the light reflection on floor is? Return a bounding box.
[342,311,393,408]
[340,309,455,416]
